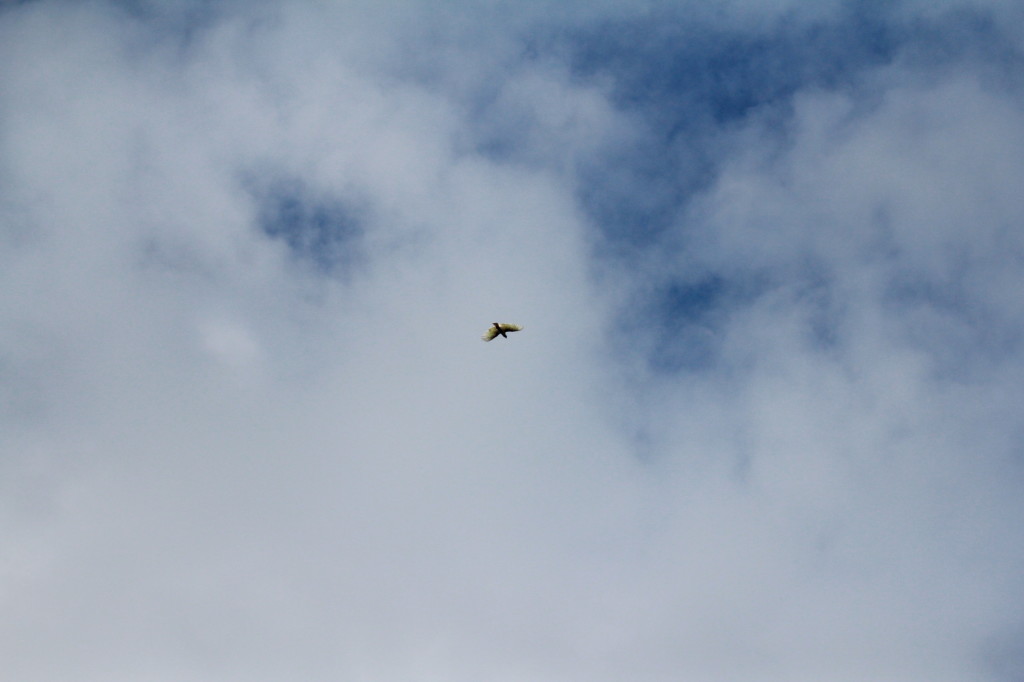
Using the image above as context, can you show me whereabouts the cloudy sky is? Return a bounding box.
[2,0,1024,680]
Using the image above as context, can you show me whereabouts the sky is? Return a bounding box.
[2,0,1024,680]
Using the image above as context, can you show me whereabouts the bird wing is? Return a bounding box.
[497,323,523,333]
[481,326,500,341]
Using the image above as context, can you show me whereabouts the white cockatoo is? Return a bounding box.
[482,322,523,341]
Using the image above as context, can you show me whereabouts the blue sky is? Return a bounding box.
[2,1,1024,680]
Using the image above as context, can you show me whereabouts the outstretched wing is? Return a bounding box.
[481,323,523,341]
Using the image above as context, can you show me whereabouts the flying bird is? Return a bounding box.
[482,322,523,342]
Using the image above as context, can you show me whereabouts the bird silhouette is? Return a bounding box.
[482,322,523,341]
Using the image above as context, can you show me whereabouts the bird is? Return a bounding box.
[482,322,523,341]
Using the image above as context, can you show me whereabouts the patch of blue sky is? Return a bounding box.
[566,3,1022,241]
[548,4,1023,376]
[609,273,792,375]
[560,7,901,243]
[626,275,728,373]
[546,13,897,371]
[249,177,366,276]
